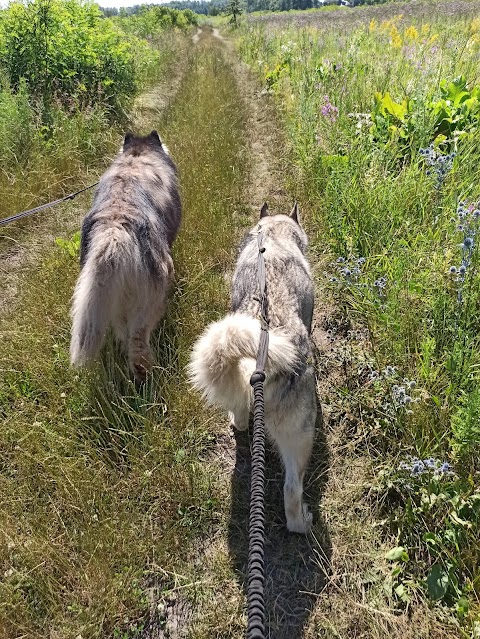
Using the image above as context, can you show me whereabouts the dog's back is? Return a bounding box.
[232,208,314,340]
[70,131,181,380]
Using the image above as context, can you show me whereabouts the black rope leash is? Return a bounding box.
[247,228,269,639]
[0,182,98,227]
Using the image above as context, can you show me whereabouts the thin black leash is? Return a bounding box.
[0,182,99,227]
[247,227,269,639]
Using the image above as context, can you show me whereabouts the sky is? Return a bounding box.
[98,0,177,6]
[98,0,154,5]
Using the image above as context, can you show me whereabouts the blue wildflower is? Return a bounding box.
[411,459,425,475]
[419,144,455,190]
[383,365,396,377]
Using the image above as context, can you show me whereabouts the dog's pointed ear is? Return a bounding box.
[148,130,162,146]
[290,201,300,224]
[260,202,269,218]
[123,132,134,149]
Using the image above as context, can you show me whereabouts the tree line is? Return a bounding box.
[100,0,394,18]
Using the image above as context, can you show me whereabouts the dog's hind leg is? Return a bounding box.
[228,407,249,431]
[129,327,154,382]
[127,285,168,382]
[112,314,129,352]
[272,390,316,533]
[277,427,314,533]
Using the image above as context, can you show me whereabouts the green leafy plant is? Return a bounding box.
[55,231,80,258]
[451,389,480,470]
[380,458,480,616]
[370,91,415,144]
[0,0,145,114]
[265,61,290,89]
[429,75,480,139]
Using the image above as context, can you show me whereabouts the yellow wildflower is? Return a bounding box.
[390,25,402,48]
[429,33,439,45]
[404,25,419,41]
[471,18,480,33]
[421,24,430,36]
[380,15,403,33]
[369,18,377,33]
[467,33,480,48]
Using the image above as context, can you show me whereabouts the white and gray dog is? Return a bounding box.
[189,203,316,533]
[70,131,181,381]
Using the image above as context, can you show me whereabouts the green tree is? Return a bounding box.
[225,0,244,26]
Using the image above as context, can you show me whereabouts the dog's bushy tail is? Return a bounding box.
[188,313,298,409]
[70,226,138,366]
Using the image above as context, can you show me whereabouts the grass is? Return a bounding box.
[0,29,250,638]
[233,1,480,634]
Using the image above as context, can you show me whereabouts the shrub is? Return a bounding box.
[0,0,142,114]
[117,5,198,40]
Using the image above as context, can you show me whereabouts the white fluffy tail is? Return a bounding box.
[188,313,298,409]
[70,226,135,366]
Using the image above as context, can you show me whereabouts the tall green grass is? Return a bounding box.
[235,6,480,632]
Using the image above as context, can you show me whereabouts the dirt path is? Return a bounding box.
[192,27,202,43]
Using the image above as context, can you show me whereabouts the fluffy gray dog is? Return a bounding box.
[189,203,316,533]
[70,131,181,381]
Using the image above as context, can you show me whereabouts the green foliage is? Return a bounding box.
[0,0,146,114]
[55,231,81,257]
[0,0,183,233]
[370,91,415,145]
[451,389,480,470]
[380,461,480,619]
[225,0,245,26]
[117,5,198,40]
[431,76,480,139]
[370,77,480,150]
[265,61,289,89]
[0,76,42,165]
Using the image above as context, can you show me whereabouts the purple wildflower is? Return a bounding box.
[321,95,339,122]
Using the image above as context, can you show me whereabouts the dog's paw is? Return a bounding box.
[131,357,152,384]
[228,411,248,431]
[286,504,313,534]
